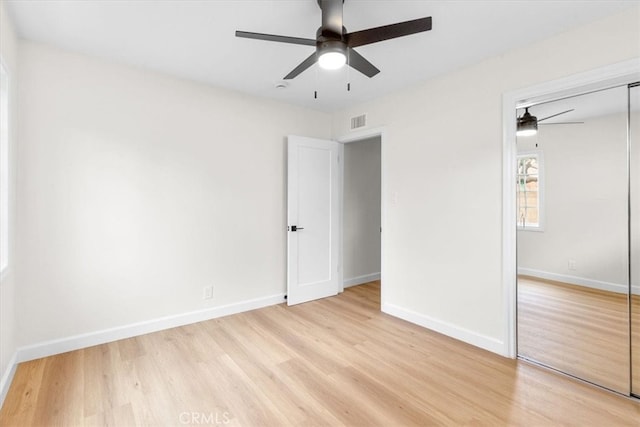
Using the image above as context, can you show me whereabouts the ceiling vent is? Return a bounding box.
[350,114,367,130]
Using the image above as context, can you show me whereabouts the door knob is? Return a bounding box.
[290,225,305,232]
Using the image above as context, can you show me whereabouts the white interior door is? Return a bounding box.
[287,135,340,305]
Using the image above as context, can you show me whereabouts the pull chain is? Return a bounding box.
[347,49,351,92]
[314,61,319,99]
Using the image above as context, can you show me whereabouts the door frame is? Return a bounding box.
[502,58,640,358]
[337,127,387,304]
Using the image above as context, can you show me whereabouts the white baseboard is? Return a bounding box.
[343,272,381,288]
[382,302,506,356]
[15,293,286,364]
[0,352,17,409]
[517,267,637,294]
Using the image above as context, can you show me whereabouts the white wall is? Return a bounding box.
[517,110,631,293]
[16,42,331,347]
[331,7,640,353]
[0,0,19,402]
[343,137,381,285]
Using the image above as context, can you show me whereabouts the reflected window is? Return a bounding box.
[517,151,543,230]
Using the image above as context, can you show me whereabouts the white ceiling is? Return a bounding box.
[5,0,638,112]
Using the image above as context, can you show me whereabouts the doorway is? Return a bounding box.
[286,129,385,306]
[341,136,381,291]
[502,62,640,396]
[338,129,385,305]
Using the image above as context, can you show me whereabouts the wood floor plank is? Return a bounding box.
[1,280,639,426]
[32,350,84,426]
[0,358,46,426]
[517,276,631,393]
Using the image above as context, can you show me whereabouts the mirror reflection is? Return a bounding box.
[516,86,631,395]
[631,84,639,397]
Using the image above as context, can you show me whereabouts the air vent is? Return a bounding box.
[350,114,367,130]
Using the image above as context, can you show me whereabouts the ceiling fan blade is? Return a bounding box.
[348,48,380,78]
[235,31,316,46]
[539,122,584,125]
[320,0,344,36]
[283,52,318,80]
[537,109,575,123]
[346,17,432,48]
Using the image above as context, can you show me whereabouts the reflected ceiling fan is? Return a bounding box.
[517,108,584,136]
[235,0,432,80]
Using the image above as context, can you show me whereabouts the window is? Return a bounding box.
[1,62,8,272]
[517,151,544,230]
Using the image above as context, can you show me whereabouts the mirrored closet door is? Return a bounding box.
[516,85,632,395]
[631,83,639,397]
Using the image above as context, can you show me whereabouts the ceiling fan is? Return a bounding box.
[235,0,432,80]
[517,108,584,136]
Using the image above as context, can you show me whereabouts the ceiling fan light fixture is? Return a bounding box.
[517,108,538,137]
[517,127,537,137]
[317,40,347,70]
[318,51,346,70]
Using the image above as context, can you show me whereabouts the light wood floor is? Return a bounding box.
[634,293,640,396]
[2,281,640,426]
[517,276,634,394]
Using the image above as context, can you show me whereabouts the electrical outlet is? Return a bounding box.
[203,286,213,300]
[568,259,577,271]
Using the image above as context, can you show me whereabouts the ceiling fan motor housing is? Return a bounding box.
[317,39,347,57]
[517,109,538,135]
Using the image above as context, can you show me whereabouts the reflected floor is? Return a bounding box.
[634,293,640,396]
[518,276,631,394]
